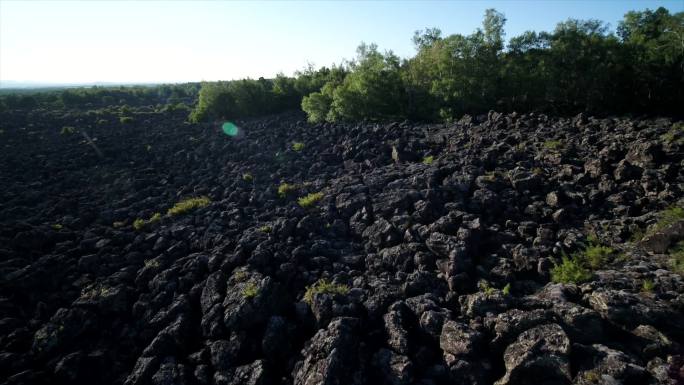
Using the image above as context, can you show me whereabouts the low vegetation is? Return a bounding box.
[242,173,253,182]
[551,256,593,284]
[422,155,434,165]
[242,282,259,299]
[292,142,305,151]
[60,126,75,135]
[669,241,684,275]
[167,196,210,216]
[298,192,324,208]
[303,279,350,304]
[551,237,618,284]
[133,212,162,230]
[277,183,298,198]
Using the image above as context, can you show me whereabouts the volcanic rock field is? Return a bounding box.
[0,108,683,385]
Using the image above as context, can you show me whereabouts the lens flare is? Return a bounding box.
[222,122,239,136]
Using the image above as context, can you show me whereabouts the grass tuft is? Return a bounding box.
[298,192,324,208]
[242,282,259,299]
[167,196,210,216]
[422,155,434,165]
[278,183,298,198]
[551,256,593,284]
[292,142,305,151]
[303,279,349,304]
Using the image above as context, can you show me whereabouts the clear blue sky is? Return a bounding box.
[1,0,681,85]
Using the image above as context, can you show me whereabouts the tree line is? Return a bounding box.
[193,7,683,123]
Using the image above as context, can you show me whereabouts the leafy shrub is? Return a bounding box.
[167,196,210,216]
[298,192,324,208]
[422,155,434,165]
[242,282,259,299]
[119,116,134,124]
[259,225,272,233]
[583,245,615,270]
[502,283,511,295]
[543,140,563,150]
[642,279,655,292]
[303,279,350,304]
[292,142,305,151]
[650,206,684,234]
[132,212,162,230]
[242,173,253,182]
[551,256,593,284]
[669,241,684,275]
[60,126,75,135]
[133,218,146,231]
[277,183,298,198]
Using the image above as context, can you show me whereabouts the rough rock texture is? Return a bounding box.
[0,109,682,385]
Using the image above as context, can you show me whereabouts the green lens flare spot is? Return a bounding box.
[222,122,239,136]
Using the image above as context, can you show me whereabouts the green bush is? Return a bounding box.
[60,126,76,135]
[167,196,210,216]
[422,155,434,165]
[277,183,298,198]
[242,282,259,299]
[119,116,134,124]
[551,256,593,284]
[303,279,349,304]
[292,142,305,151]
[298,192,324,208]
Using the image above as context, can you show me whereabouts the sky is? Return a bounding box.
[1,0,682,86]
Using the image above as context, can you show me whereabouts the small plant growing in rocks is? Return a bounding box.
[649,206,684,235]
[242,173,253,182]
[60,126,76,135]
[292,142,305,151]
[298,192,324,208]
[422,155,434,165]
[303,279,349,304]
[669,241,684,275]
[278,183,298,198]
[642,279,655,292]
[543,140,562,150]
[259,225,272,233]
[242,282,259,299]
[51,224,63,230]
[583,245,615,270]
[502,283,511,295]
[551,256,592,284]
[119,116,134,124]
[133,212,162,230]
[113,221,126,228]
[167,196,210,216]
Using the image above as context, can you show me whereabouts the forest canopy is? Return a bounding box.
[2,7,681,122]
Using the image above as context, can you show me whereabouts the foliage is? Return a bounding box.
[167,196,210,216]
[292,142,305,151]
[119,116,134,124]
[422,155,434,165]
[298,192,324,208]
[650,206,684,233]
[543,140,563,150]
[583,245,615,270]
[303,279,350,304]
[51,224,63,230]
[242,173,253,182]
[502,283,511,295]
[277,183,298,198]
[242,282,259,299]
[60,126,76,135]
[259,225,272,233]
[132,212,162,230]
[551,256,593,284]
[669,241,684,275]
[642,279,655,292]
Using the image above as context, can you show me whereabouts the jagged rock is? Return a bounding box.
[495,323,571,385]
[292,317,364,385]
